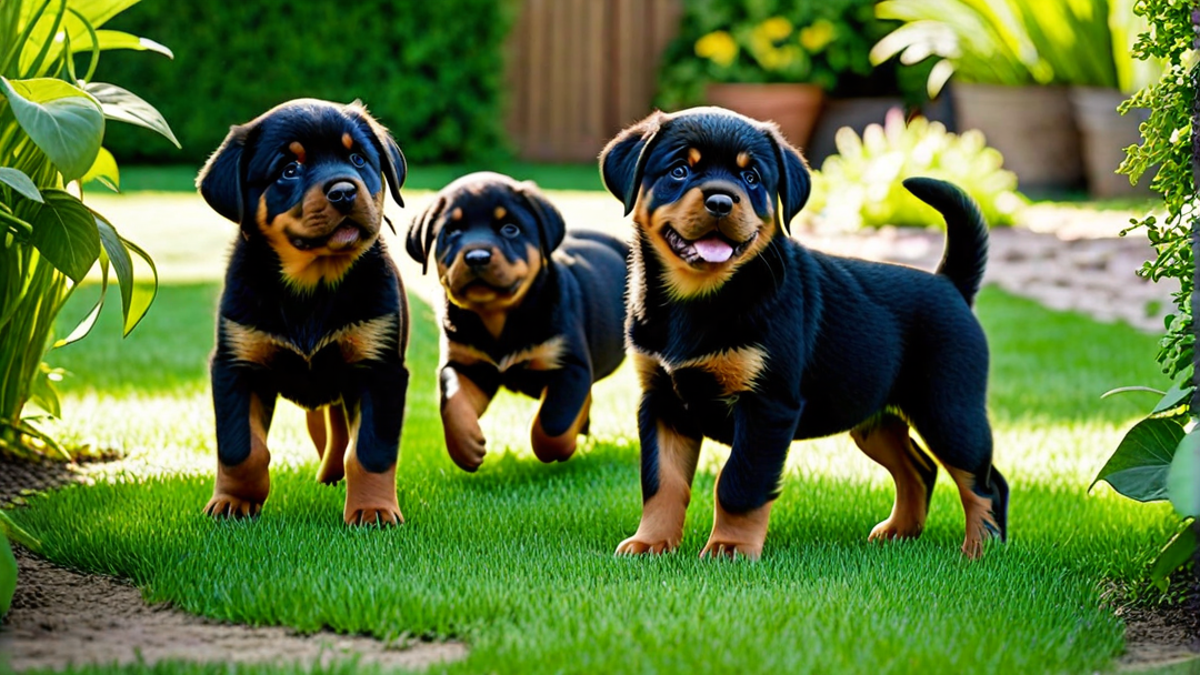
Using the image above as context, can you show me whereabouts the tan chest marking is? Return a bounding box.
[636,345,768,398]
[223,314,398,365]
[445,335,566,373]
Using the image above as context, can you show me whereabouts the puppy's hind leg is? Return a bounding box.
[909,408,1008,559]
[850,413,938,541]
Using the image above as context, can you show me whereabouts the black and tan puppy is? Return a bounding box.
[197,98,410,525]
[600,107,1008,559]
[407,172,628,471]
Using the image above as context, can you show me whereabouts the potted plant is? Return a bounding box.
[658,1,925,150]
[871,0,1107,192]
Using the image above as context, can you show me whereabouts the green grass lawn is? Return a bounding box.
[5,189,1184,674]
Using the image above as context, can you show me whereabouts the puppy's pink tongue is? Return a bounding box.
[329,224,360,249]
[693,235,733,263]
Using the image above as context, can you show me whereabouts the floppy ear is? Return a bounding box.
[517,181,566,257]
[406,195,446,275]
[599,112,666,216]
[350,102,407,208]
[196,124,251,224]
[764,124,811,235]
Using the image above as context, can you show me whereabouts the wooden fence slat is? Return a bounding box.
[505,0,682,162]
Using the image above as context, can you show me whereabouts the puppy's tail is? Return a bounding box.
[903,177,988,306]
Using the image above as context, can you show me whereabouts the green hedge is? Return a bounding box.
[99,0,512,165]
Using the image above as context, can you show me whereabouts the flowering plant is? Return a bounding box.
[658,0,929,110]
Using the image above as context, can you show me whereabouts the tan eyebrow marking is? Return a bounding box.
[288,142,306,163]
[450,207,464,221]
[342,133,354,150]
[688,147,702,166]
[494,206,507,220]
[737,152,752,169]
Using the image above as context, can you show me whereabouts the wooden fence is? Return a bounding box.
[505,0,683,162]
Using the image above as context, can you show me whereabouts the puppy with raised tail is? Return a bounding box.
[197,98,410,526]
[600,107,1008,559]
[407,172,628,471]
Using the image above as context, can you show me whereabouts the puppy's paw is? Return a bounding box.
[446,427,487,472]
[615,535,678,556]
[699,538,762,561]
[204,494,263,520]
[868,517,924,542]
[344,504,404,527]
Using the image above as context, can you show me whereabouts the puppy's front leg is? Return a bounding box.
[530,350,593,463]
[343,361,408,526]
[440,363,497,472]
[702,392,802,560]
[206,357,275,519]
[616,354,701,555]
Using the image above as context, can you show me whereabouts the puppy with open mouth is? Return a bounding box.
[601,107,1008,559]
[197,98,410,526]
[407,172,628,471]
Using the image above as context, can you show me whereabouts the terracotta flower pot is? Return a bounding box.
[1068,86,1153,198]
[952,83,1083,192]
[706,83,825,149]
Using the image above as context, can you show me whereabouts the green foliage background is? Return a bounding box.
[97,0,513,165]
[657,0,931,110]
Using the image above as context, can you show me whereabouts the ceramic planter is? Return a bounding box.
[952,82,1083,192]
[1068,86,1153,198]
[706,83,825,149]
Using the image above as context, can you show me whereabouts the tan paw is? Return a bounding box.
[446,427,487,472]
[344,505,404,527]
[204,494,262,520]
[615,535,678,556]
[699,538,762,560]
[868,517,924,542]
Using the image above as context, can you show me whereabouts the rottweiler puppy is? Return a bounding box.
[196,98,410,526]
[406,172,628,471]
[600,107,1008,559]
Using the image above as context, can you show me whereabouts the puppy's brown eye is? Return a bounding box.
[670,165,689,180]
[742,170,759,186]
[280,162,301,181]
[500,223,520,239]
[350,153,366,168]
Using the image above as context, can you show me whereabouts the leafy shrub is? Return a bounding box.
[657,0,931,110]
[96,0,511,165]
[806,109,1024,229]
[1,0,171,459]
[1094,0,1196,590]
[870,0,1147,97]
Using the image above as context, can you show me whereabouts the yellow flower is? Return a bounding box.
[798,19,837,52]
[695,30,738,68]
[756,17,794,42]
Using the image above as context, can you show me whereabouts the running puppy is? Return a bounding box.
[197,98,410,525]
[407,172,628,471]
[600,107,1008,559]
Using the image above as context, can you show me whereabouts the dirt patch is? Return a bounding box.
[1115,573,1200,672]
[0,456,467,672]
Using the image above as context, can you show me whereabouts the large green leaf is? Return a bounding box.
[118,233,156,335]
[1091,417,1186,502]
[85,82,179,148]
[93,212,134,328]
[70,29,172,58]
[0,167,43,203]
[1149,521,1198,592]
[80,146,118,192]
[1168,428,1200,518]
[0,77,104,181]
[64,0,140,32]
[27,363,63,418]
[29,189,100,283]
[0,532,13,619]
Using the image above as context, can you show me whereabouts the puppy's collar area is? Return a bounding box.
[663,225,757,265]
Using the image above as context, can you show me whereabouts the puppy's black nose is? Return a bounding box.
[705,193,734,218]
[326,181,358,213]
[463,248,492,267]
